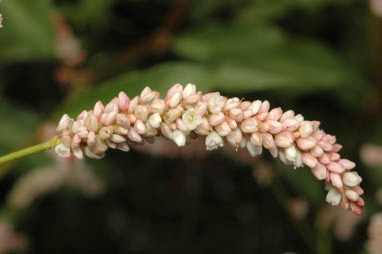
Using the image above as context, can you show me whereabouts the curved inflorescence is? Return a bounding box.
[55,84,364,214]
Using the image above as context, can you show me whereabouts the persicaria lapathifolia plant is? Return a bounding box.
[52,84,364,215]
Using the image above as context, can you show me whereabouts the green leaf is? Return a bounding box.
[0,0,56,63]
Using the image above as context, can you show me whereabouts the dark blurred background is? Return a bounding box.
[0,0,381,253]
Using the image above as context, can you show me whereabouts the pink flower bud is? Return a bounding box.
[250,133,262,146]
[160,123,173,140]
[266,120,283,134]
[297,137,317,150]
[330,173,343,189]
[165,106,183,122]
[275,131,294,148]
[110,134,126,143]
[94,101,105,118]
[226,117,238,130]
[127,113,136,124]
[105,98,118,114]
[73,147,83,159]
[118,91,130,112]
[78,127,89,138]
[140,86,152,98]
[311,145,324,157]
[104,111,117,126]
[243,110,254,119]
[258,122,270,133]
[240,101,251,110]
[249,100,262,114]
[339,159,356,170]
[240,118,258,133]
[318,140,332,152]
[215,121,231,136]
[282,119,299,132]
[267,107,282,121]
[117,142,130,152]
[195,118,210,136]
[262,133,275,149]
[345,190,359,202]
[166,83,183,99]
[331,144,343,152]
[150,99,165,115]
[329,152,340,161]
[327,161,345,173]
[87,131,96,148]
[207,93,226,113]
[259,100,270,113]
[319,153,330,164]
[140,91,159,105]
[210,112,225,126]
[302,153,318,168]
[127,127,142,142]
[128,96,139,114]
[77,110,88,120]
[311,163,327,180]
[169,91,182,108]
[183,94,201,107]
[247,142,262,157]
[134,105,149,121]
[134,119,146,134]
[312,130,324,141]
[148,113,162,128]
[229,108,244,122]
[280,110,295,121]
[299,121,313,138]
[116,113,131,128]
[176,118,189,133]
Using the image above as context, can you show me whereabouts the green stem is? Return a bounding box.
[0,136,61,166]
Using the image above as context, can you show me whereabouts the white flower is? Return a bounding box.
[326,188,342,206]
[182,108,202,131]
[183,83,196,98]
[246,141,262,157]
[148,113,162,128]
[172,130,186,147]
[207,93,225,113]
[205,131,224,151]
[55,144,71,158]
[342,172,362,187]
[285,145,303,168]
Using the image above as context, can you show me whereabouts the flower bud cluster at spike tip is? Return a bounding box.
[55,83,364,215]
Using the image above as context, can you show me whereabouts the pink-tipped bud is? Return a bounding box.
[267,107,282,121]
[240,118,258,133]
[229,108,244,122]
[210,112,225,126]
[166,83,183,99]
[118,92,130,112]
[240,101,251,110]
[318,140,333,152]
[110,134,126,143]
[224,97,241,112]
[116,113,131,128]
[297,137,317,150]
[250,133,262,146]
[319,153,330,164]
[134,105,149,121]
[302,153,318,168]
[195,118,211,136]
[275,131,294,148]
[87,131,96,148]
[215,121,231,136]
[299,121,313,138]
[140,86,152,98]
[140,91,159,105]
[339,159,356,170]
[266,120,283,134]
[329,152,340,161]
[282,119,299,132]
[169,91,182,108]
[128,96,139,114]
[259,100,270,113]
[226,117,238,130]
[104,111,117,126]
[176,118,189,133]
[148,113,162,129]
[127,127,142,143]
[331,144,343,152]
[94,101,105,118]
[249,100,262,115]
[330,173,343,189]
[311,145,324,157]
[262,133,275,149]
[150,99,165,115]
[280,110,295,121]
[208,93,226,113]
[311,163,327,180]
[165,106,183,123]
[134,119,146,134]
[345,190,359,202]
[105,98,118,114]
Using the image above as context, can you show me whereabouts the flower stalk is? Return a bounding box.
[0,136,61,165]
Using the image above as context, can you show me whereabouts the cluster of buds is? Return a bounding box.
[55,83,364,214]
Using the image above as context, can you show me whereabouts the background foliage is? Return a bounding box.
[0,0,381,253]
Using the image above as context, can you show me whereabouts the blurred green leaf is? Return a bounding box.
[276,161,324,207]
[0,0,56,63]
[173,22,362,94]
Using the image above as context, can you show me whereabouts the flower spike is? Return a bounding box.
[55,84,364,215]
